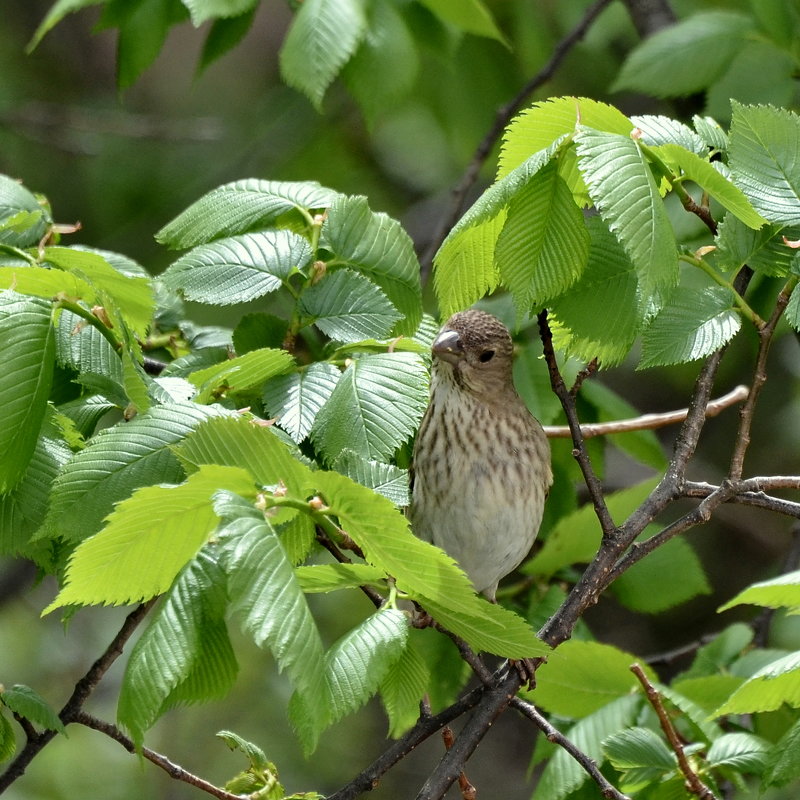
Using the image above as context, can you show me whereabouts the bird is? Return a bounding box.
[409,309,552,602]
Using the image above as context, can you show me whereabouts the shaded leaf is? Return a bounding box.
[0,174,51,247]
[603,726,674,770]
[0,684,66,735]
[332,448,409,506]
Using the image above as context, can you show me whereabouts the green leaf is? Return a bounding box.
[693,115,728,151]
[45,402,227,542]
[156,179,338,249]
[314,470,548,658]
[0,712,15,763]
[181,0,257,25]
[28,0,105,50]
[0,293,55,493]
[499,98,632,179]
[526,478,659,577]
[188,347,295,403]
[612,537,710,614]
[221,515,327,714]
[198,8,257,73]
[715,214,799,276]
[162,230,312,305]
[714,651,800,715]
[639,286,741,368]
[417,0,506,43]
[0,420,71,557]
[45,464,255,611]
[0,175,51,246]
[55,308,123,388]
[575,127,678,302]
[680,623,754,680]
[495,160,589,313]
[322,195,422,335]
[719,569,800,612]
[612,11,754,97]
[263,363,341,443]
[310,352,428,463]
[549,216,641,366]
[300,268,401,342]
[658,683,723,742]
[331,449,409,506]
[294,563,386,593]
[531,640,654,718]
[279,0,367,109]
[763,716,800,788]
[175,415,314,497]
[117,549,238,746]
[44,246,154,337]
[533,696,641,800]
[379,629,430,737]
[0,265,94,302]
[0,684,66,735]
[654,143,767,229]
[707,732,770,774]
[603,726,674,770]
[631,114,706,155]
[728,103,800,226]
[215,730,269,771]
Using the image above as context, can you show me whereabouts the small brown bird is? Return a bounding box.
[410,309,552,601]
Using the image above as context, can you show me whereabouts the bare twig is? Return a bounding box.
[441,727,476,800]
[684,479,800,518]
[631,664,718,800]
[74,712,243,800]
[0,599,157,793]
[510,697,631,800]
[538,309,616,537]
[420,0,614,279]
[542,385,748,439]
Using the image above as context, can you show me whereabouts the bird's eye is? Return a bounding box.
[478,350,495,363]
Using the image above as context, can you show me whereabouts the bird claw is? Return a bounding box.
[511,658,538,690]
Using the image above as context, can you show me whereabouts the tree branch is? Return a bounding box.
[631,664,718,800]
[420,0,614,279]
[510,697,631,800]
[542,385,748,439]
[74,712,244,800]
[0,599,156,794]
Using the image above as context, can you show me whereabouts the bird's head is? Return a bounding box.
[431,309,515,400]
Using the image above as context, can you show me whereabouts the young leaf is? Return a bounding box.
[300,268,402,342]
[603,727,674,770]
[117,549,238,746]
[763,717,800,788]
[220,514,327,717]
[313,470,548,657]
[613,11,753,97]
[175,414,314,496]
[332,449,409,506]
[630,114,706,155]
[294,563,386,593]
[310,352,428,463]
[279,0,367,109]
[0,293,54,493]
[156,179,338,248]
[0,174,51,247]
[719,569,800,612]
[417,0,506,44]
[715,214,799,276]
[198,7,258,73]
[182,0,257,26]
[530,640,655,718]
[714,651,800,715]
[679,623,754,680]
[728,103,800,226]
[45,464,255,611]
[533,696,641,800]
[45,402,228,542]
[706,732,770,774]
[187,347,295,403]
[639,286,741,369]
[495,160,589,313]
[693,115,728,151]
[321,195,422,335]
[575,127,678,302]
[263,362,341,443]
[161,230,312,305]
[0,684,66,735]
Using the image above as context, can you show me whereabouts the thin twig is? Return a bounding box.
[420,0,614,279]
[538,309,616,537]
[630,664,718,800]
[542,385,748,439]
[441,727,476,800]
[729,277,798,480]
[510,697,631,800]
[74,712,243,800]
[0,599,157,793]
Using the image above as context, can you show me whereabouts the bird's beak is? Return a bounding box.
[432,329,463,364]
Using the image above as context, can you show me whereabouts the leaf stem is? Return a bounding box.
[678,254,765,327]
[52,297,123,351]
